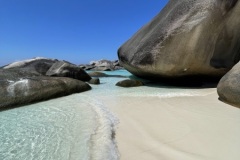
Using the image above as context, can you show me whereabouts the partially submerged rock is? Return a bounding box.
[88,78,100,85]
[88,71,128,78]
[88,71,109,77]
[118,0,240,79]
[116,79,143,87]
[217,62,240,108]
[0,69,91,109]
[46,61,91,81]
[91,66,112,71]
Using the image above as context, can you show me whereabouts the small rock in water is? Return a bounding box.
[88,71,109,77]
[91,66,112,71]
[88,78,100,85]
[116,79,143,87]
[88,71,127,78]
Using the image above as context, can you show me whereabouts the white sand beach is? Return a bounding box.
[101,89,240,160]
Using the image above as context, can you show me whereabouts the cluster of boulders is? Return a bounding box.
[118,0,240,107]
[2,1,240,108]
[0,57,139,109]
[0,57,100,109]
[79,59,123,71]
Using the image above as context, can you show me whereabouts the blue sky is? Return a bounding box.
[0,0,168,66]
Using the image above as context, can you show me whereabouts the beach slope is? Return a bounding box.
[101,90,240,160]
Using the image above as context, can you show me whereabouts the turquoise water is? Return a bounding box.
[0,70,213,160]
[88,70,214,98]
[0,95,118,160]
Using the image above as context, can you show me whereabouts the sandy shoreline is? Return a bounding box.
[100,89,240,160]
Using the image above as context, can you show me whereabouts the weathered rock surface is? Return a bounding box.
[0,69,91,109]
[118,0,240,79]
[46,61,91,81]
[217,62,240,107]
[3,57,58,75]
[116,79,143,87]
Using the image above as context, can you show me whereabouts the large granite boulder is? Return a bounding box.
[118,0,240,79]
[0,69,91,109]
[217,62,240,107]
[46,61,91,81]
[3,57,58,75]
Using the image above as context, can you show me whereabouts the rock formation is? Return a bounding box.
[0,58,95,108]
[217,62,240,107]
[0,69,91,109]
[46,61,91,81]
[4,58,92,81]
[80,60,123,71]
[118,0,240,79]
[3,57,58,75]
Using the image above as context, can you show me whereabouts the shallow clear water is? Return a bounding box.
[0,70,214,160]
[88,70,215,98]
[0,95,119,160]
